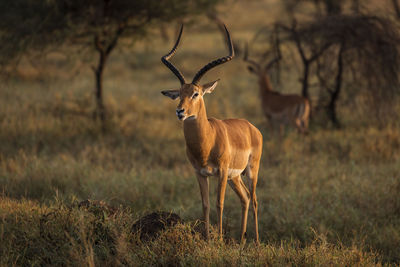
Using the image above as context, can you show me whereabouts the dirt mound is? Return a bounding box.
[77,199,119,217]
[132,211,183,241]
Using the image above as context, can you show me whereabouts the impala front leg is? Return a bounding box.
[216,168,228,240]
[228,176,250,243]
[196,173,210,240]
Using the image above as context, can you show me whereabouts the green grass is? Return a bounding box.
[1,1,400,265]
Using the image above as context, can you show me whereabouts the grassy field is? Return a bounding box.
[1,1,400,265]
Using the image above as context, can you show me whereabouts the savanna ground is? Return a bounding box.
[1,1,400,266]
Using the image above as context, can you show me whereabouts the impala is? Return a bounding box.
[244,44,310,134]
[161,25,263,243]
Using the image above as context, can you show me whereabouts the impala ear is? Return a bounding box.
[161,90,180,100]
[202,79,219,95]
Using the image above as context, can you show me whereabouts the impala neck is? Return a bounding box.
[183,99,213,150]
[259,72,273,93]
[258,72,275,104]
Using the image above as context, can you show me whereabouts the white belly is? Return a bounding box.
[198,166,245,178]
[227,168,245,178]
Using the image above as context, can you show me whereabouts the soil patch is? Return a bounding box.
[132,211,183,241]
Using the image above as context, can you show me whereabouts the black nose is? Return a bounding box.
[176,108,185,120]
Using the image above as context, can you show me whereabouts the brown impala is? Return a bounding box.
[244,44,310,134]
[161,25,263,243]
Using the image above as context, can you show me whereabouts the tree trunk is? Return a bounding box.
[301,62,310,99]
[327,44,344,128]
[351,0,360,13]
[159,23,169,42]
[92,25,124,130]
[391,0,400,19]
[94,50,107,125]
[291,25,311,100]
[324,0,342,15]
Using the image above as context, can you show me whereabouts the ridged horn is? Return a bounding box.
[192,24,234,85]
[161,25,186,85]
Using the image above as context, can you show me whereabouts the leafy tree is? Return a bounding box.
[273,1,400,127]
[0,0,222,128]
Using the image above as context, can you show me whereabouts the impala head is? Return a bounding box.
[161,24,234,121]
[244,40,282,77]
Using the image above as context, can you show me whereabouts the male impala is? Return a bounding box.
[244,44,310,134]
[161,25,263,243]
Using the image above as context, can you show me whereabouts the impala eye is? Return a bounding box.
[192,92,199,99]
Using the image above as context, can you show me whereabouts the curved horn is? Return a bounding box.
[192,24,234,85]
[161,25,186,85]
[243,42,261,69]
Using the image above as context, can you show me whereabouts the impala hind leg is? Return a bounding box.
[246,161,260,244]
[196,173,210,240]
[295,118,308,134]
[228,175,250,243]
[302,116,309,134]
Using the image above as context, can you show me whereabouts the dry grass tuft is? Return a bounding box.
[1,1,400,264]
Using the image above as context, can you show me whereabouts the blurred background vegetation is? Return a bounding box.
[1,0,400,265]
